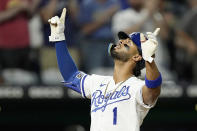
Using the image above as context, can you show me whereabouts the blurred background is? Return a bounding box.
[0,0,197,131]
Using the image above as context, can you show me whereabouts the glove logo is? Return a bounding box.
[76,72,84,79]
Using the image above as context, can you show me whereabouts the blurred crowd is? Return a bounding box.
[0,0,197,86]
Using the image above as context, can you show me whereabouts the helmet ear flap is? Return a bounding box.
[129,32,141,50]
[108,43,116,56]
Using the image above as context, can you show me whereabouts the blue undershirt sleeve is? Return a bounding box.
[55,41,85,93]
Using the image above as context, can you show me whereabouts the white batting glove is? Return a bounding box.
[48,8,66,42]
[141,28,160,63]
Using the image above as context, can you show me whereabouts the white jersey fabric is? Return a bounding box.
[80,74,156,131]
[112,8,154,35]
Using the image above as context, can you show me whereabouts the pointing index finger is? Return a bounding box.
[153,28,160,36]
[60,8,67,23]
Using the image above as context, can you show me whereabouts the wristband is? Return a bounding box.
[145,73,162,88]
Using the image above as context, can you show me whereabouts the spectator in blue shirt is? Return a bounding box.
[119,0,130,9]
[78,0,120,73]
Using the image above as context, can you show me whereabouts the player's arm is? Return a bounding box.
[48,8,86,94]
[141,28,162,105]
[142,61,161,105]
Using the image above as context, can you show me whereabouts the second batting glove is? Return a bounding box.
[48,8,66,42]
[141,28,160,63]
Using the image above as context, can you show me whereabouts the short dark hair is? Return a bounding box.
[133,49,145,77]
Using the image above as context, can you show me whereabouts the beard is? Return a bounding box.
[110,47,130,62]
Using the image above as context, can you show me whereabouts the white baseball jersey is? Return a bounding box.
[80,74,156,131]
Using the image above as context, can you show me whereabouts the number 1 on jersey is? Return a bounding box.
[113,107,117,125]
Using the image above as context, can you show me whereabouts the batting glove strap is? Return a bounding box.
[145,73,162,88]
[49,33,65,42]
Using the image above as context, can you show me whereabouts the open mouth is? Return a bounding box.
[124,44,130,50]
[124,44,129,48]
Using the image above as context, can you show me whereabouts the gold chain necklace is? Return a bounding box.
[104,80,127,99]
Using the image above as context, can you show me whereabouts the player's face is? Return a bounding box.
[111,38,139,62]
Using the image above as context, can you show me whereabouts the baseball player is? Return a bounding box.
[48,8,162,131]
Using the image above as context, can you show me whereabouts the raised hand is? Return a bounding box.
[48,8,67,42]
[141,28,160,63]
